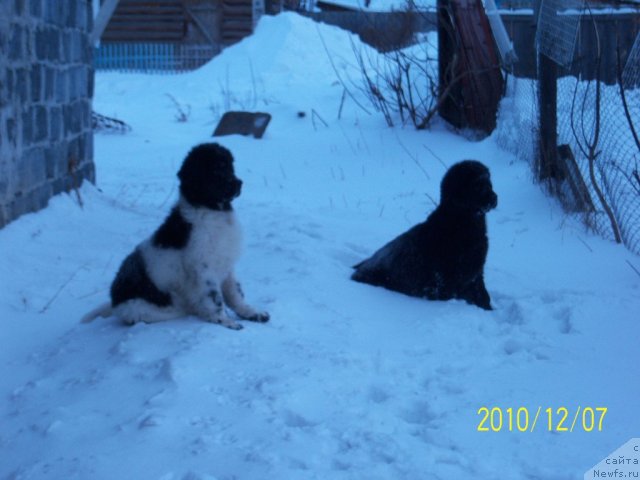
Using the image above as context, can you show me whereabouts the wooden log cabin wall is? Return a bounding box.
[100,0,257,48]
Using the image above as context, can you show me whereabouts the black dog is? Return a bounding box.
[351,160,497,310]
[82,143,269,329]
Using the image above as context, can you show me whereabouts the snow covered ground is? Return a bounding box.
[2,12,640,480]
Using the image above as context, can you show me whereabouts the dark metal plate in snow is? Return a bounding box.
[212,111,271,139]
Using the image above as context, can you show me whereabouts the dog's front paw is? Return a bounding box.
[247,312,270,323]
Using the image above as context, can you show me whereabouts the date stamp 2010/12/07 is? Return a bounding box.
[476,406,608,433]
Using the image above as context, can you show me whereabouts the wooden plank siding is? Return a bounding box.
[222,0,254,44]
[101,0,187,42]
[100,0,255,47]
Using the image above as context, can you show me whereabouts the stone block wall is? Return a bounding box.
[0,0,95,228]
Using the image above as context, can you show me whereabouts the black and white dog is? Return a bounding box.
[351,160,497,310]
[82,143,269,329]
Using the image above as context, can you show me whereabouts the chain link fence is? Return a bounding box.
[497,2,640,254]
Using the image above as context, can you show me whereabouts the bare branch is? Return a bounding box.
[166,93,190,123]
[570,7,622,244]
[40,265,86,313]
[317,26,372,117]
[311,109,329,130]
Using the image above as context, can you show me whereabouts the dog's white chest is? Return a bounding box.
[188,210,242,274]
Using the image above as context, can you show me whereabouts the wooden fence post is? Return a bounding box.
[538,52,560,180]
[535,0,560,181]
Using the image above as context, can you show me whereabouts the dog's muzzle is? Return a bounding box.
[232,178,243,198]
[481,192,498,213]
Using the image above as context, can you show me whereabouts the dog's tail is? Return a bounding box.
[81,302,113,323]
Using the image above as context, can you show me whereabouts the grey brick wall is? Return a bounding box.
[0,0,95,229]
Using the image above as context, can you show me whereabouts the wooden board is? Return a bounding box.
[438,0,504,135]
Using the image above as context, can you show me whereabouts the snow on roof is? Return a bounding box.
[317,0,436,12]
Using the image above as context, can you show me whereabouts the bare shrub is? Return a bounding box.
[350,31,441,129]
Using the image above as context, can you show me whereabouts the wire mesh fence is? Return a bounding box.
[555,18,640,253]
[94,43,219,73]
[495,76,539,167]
[555,74,639,249]
[497,4,640,254]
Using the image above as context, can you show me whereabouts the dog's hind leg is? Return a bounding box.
[222,273,270,323]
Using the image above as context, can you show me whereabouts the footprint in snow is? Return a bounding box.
[496,301,526,326]
[438,380,466,395]
[400,401,437,426]
[368,385,391,404]
[540,290,562,304]
[503,338,523,355]
[554,307,575,334]
[283,410,316,429]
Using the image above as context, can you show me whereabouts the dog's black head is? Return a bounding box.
[177,143,243,210]
[440,160,498,214]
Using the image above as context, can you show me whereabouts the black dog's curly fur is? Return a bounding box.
[351,160,498,310]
